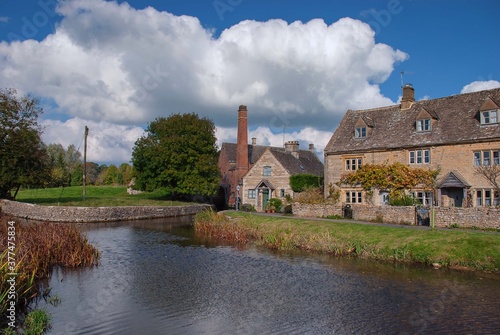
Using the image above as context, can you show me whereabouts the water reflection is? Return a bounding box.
[40,218,499,335]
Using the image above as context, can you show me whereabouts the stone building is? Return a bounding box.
[324,86,500,207]
[218,105,323,210]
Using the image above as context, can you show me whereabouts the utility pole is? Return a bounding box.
[83,126,89,201]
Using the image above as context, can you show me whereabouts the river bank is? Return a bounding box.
[0,199,212,223]
[194,210,500,273]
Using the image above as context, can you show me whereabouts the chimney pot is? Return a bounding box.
[252,137,256,145]
[309,143,315,152]
[401,84,415,110]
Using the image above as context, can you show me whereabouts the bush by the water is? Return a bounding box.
[0,217,100,328]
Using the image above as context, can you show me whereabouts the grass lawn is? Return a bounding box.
[14,186,190,207]
[195,211,500,272]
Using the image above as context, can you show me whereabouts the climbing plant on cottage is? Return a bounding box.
[338,162,439,202]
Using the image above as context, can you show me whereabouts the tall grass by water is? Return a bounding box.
[0,216,99,329]
[14,186,189,207]
[194,211,500,272]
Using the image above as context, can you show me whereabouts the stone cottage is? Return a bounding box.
[218,105,323,210]
[324,86,500,207]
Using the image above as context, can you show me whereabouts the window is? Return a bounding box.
[248,189,256,199]
[480,110,498,125]
[474,152,481,166]
[476,189,497,207]
[474,150,500,166]
[355,127,366,138]
[476,190,483,206]
[409,149,430,164]
[416,118,431,132]
[485,190,492,206]
[345,191,362,204]
[484,151,491,166]
[263,166,272,176]
[280,189,285,198]
[411,191,433,205]
[345,157,363,171]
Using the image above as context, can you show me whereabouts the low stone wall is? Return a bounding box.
[433,207,500,229]
[292,203,500,229]
[0,199,212,223]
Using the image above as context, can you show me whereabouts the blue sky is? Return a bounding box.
[1,0,499,163]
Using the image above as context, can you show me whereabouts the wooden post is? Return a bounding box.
[83,126,89,201]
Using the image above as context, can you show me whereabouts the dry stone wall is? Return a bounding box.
[0,200,212,223]
[292,203,499,229]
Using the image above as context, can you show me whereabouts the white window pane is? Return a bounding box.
[474,152,481,166]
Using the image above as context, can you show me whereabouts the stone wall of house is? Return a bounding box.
[292,203,499,229]
[0,200,212,223]
[324,141,500,206]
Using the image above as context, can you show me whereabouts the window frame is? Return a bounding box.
[416,118,431,132]
[248,189,256,199]
[481,110,498,125]
[345,191,363,204]
[355,127,367,139]
[345,157,363,171]
[474,150,500,166]
[409,149,430,165]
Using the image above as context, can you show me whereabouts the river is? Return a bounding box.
[37,217,499,335]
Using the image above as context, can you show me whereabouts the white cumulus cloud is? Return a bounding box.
[461,80,500,94]
[41,118,144,163]
[0,0,409,163]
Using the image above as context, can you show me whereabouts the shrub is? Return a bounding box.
[284,204,293,215]
[268,198,282,212]
[290,174,323,192]
[389,194,418,206]
[240,203,256,212]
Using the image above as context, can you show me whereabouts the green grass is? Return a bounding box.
[14,186,190,207]
[195,211,500,272]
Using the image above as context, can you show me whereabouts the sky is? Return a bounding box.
[0,0,499,164]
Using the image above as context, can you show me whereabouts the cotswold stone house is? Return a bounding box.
[218,105,323,210]
[324,86,500,207]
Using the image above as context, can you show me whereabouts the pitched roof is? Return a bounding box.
[268,148,324,176]
[220,143,271,164]
[221,142,324,176]
[325,88,500,155]
[438,171,471,188]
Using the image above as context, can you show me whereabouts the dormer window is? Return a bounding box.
[480,110,498,125]
[355,127,366,138]
[416,118,431,132]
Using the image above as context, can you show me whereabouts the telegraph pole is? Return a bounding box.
[83,126,89,201]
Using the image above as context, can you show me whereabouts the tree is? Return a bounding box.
[131,113,220,198]
[0,88,50,198]
[46,143,82,186]
[476,165,500,205]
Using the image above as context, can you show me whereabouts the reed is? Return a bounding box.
[0,216,99,329]
[194,212,500,272]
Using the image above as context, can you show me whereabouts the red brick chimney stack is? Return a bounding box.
[236,105,249,183]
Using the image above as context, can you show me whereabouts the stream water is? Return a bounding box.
[36,217,499,335]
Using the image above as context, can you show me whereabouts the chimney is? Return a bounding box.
[236,105,249,183]
[401,84,415,110]
[285,140,300,159]
[309,143,315,153]
[252,137,256,145]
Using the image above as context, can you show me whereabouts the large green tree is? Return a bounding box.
[131,113,220,198]
[0,88,50,198]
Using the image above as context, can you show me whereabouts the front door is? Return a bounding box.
[442,188,464,207]
[262,189,270,211]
